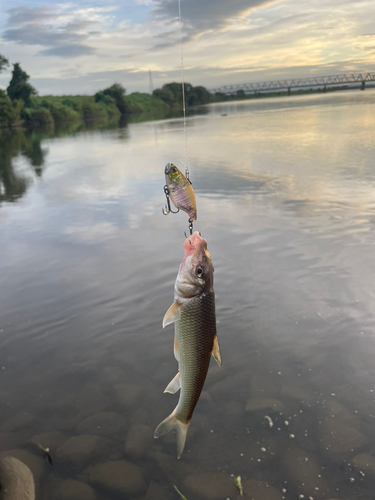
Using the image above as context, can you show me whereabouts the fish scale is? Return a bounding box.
[175,292,217,423]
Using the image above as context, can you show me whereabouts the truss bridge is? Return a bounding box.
[210,72,375,95]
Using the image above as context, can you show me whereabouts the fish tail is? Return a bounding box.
[154,412,189,459]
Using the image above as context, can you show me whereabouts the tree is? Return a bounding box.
[187,86,213,106]
[0,54,9,73]
[163,82,193,105]
[152,88,175,106]
[7,63,37,105]
[95,83,129,114]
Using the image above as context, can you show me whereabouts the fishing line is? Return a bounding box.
[178,0,189,179]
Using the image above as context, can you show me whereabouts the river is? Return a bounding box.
[1,90,375,499]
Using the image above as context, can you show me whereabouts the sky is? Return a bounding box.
[0,0,375,96]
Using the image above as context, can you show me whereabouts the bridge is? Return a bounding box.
[210,72,375,95]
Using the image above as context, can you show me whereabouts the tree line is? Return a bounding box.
[0,52,229,129]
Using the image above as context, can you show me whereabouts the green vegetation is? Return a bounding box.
[152,82,214,107]
[0,51,218,130]
[2,50,371,130]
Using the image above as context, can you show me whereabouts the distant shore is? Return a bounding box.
[1,82,374,132]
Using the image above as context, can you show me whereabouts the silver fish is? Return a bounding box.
[154,231,221,458]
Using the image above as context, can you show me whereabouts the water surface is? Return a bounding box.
[1,90,375,499]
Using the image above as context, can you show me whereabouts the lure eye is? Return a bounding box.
[196,266,205,278]
[171,166,177,173]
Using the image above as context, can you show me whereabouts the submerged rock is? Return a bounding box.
[241,479,281,500]
[245,398,285,413]
[0,450,44,486]
[76,412,127,437]
[30,431,67,451]
[0,413,36,434]
[56,434,113,469]
[319,419,366,457]
[352,453,375,476]
[184,472,237,500]
[124,423,153,458]
[282,448,330,498]
[113,383,142,409]
[83,460,146,496]
[0,433,23,452]
[51,479,98,500]
[0,456,35,500]
[146,481,174,500]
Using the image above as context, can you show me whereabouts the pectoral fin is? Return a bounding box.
[162,300,182,328]
[164,372,181,394]
[212,334,222,366]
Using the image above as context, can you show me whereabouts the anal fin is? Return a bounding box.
[164,372,181,394]
[212,334,222,366]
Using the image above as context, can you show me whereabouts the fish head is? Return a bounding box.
[165,162,184,186]
[175,231,214,300]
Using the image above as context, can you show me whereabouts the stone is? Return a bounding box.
[281,384,313,403]
[250,372,281,399]
[83,460,146,496]
[0,433,24,452]
[323,401,356,426]
[124,424,153,458]
[100,367,124,384]
[30,432,67,451]
[146,481,173,500]
[184,472,237,500]
[241,479,281,500]
[0,413,36,433]
[0,450,44,486]
[282,448,330,498]
[245,398,285,413]
[352,453,375,476]
[76,413,127,438]
[56,434,113,469]
[113,383,142,409]
[319,419,366,457]
[0,456,35,500]
[51,479,98,500]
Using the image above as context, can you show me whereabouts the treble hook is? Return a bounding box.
[188,218,193,235]
[184,220,195,238]
[162,185,179,215]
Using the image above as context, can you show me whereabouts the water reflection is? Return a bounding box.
[0,129,45,202]
[1,91,375,499]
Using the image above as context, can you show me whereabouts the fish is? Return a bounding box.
[164,163,197,221]
[154,231,221,458]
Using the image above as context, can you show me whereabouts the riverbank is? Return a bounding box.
[0,91,172,129]
[1,82,374,131]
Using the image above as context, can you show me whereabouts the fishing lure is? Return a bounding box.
[163,163,197,224]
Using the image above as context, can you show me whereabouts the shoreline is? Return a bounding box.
[1,84,374,132]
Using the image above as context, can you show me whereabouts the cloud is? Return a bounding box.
[150,0,281,43]
[1,0,375,95]
[1,5,117,58]
[6,6,54,26]
[39,45,95,57]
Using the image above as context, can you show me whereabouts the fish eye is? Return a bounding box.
[196,266,205,278]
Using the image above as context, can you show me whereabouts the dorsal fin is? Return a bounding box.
[162,300,182,328]
[212,334,222,366]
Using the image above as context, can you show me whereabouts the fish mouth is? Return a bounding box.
[183,231,206,256]
[164,162,172,174]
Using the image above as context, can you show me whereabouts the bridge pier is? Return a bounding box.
[287,87,291,95]
[361,81,365,91]
[323,85,327,93]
